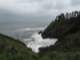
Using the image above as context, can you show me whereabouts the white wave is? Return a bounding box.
[23,32,58,53]
[16,26,46,32]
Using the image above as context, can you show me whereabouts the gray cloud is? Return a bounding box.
[0,0,80,21]
[0,8,52,24]
[71,0,80,6]
[0,0,71,15]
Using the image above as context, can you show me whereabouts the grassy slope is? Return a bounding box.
[0,34,80,60]
[0,34,39,60]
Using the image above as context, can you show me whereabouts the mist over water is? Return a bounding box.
[0,20,50,39]
[0,20,58,53]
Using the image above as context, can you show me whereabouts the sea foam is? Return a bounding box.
[16,27,46,32]
[23,32,58,53]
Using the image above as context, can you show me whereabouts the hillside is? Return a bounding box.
[0,34,39,60]
[42,11,80,51]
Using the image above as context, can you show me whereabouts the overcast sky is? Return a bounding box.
[0,0,80,21]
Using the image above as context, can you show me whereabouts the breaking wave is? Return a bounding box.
[16,27,46,32]
[23,32,58,53]
[13,26,46,39]
[14,26,58,53]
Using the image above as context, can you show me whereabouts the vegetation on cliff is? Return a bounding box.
[42,11,80,51]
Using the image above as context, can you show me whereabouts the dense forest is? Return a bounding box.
[41,11,80,52]
[1,11,80,60]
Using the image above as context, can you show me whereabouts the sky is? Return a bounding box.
[0,0,80,21]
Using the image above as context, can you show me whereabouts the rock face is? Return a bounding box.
[41,11,80,51]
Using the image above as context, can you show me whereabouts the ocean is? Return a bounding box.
[0,20,50,39]
[0,19,58,53]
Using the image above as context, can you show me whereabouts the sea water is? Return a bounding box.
[0,20,58,53]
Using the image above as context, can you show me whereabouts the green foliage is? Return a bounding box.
[0,33,38,60]
[41,11,80,58]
